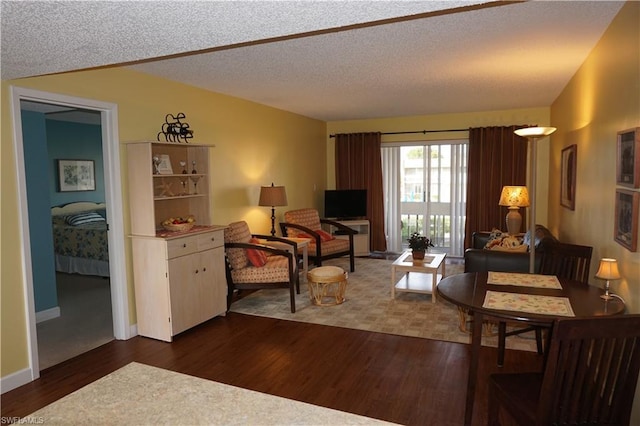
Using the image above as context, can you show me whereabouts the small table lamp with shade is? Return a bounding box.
[499,186,530,235]
[595,258,621,301]
[259,183,288,236]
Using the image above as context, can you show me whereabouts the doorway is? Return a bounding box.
[10,86,130,380]
[21,101,115,369]
[382,140,468,257]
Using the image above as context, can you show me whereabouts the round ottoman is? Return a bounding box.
[307,266,348,306]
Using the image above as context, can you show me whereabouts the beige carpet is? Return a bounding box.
[230,256,538,352]
[24,362,395,425]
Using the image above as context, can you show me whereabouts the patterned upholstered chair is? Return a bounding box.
[279,208,356,272]
[224,221,299,313]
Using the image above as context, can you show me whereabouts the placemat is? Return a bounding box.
[482,290,575,316]
[487,272,562,289]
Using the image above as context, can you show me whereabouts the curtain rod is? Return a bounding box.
[329,128,468,138]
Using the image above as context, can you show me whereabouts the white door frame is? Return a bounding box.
[9,86,131,382]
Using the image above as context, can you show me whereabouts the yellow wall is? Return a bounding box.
[1,68,326,377]
[327,107,552,223]
[550,1,639,314]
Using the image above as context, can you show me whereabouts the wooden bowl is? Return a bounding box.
[162,222,195,232]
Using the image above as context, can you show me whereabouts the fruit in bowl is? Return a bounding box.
[162,215,195,231]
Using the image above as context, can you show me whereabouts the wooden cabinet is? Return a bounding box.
[126,141,227,342]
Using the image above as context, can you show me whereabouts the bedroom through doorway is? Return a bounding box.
[21,100,114,370]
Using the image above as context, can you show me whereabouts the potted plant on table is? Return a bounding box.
[408,232,434,260]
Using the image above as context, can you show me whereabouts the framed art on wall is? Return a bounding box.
[58,159,96,192]
[616,127,640,188]
[560,144,577,210]
[614,189,639,252]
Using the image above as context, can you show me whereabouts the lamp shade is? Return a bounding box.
[595,258,621,280]
[499,186,530,207]
[259,184,288,207]
[514,127,557,138]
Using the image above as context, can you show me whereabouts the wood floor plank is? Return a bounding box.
[1,312,543,425]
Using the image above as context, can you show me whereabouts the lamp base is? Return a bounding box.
[505,207,522,235]
[600,281,612,300]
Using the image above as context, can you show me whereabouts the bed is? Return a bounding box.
[51,202,110,277]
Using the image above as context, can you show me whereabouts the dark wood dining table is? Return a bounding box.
[437,272,625,425]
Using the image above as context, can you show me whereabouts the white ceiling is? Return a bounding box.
[2,1,625,122]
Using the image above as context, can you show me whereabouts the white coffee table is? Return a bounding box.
[391,250,446,303]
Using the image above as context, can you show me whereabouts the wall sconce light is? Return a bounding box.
[595,258,621,301]
[499,186,530,235]
[259,183,288,236]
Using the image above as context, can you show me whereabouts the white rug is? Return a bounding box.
[23,362,396,425]
[230,256,538,352]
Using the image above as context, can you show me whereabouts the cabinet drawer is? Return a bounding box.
[197,230,224,250]
[167,236,199,259]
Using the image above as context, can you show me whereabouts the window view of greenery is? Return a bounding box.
[400,144,462,251]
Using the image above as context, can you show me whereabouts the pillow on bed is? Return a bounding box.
[65,212,105,226]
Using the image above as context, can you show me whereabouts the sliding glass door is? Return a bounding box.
[382,140,467,256]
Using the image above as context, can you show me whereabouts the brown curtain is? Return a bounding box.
[464,126,529,248]
[335,132,387,252]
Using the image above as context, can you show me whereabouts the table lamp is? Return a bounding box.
[498,186,530,235]
[259,183,288,236]
[595,258,621,301]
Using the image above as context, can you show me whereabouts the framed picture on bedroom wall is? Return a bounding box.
[560,144,577,210]
[616,127,640,188]
[614,189,639,252]
[58,159,96,192]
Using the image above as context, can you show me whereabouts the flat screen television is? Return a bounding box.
[324,189,367,220]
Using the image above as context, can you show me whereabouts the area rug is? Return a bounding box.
[22,362,395,425]
[230,257,538,352]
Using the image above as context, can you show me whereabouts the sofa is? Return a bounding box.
[464,225,559,274]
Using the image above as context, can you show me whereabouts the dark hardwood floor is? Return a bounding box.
[1,312,543,425]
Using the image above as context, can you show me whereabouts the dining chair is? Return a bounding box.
[224,221,300,313]
[540,242,593,283]
[496,242,594,366]
[488,314,640,426]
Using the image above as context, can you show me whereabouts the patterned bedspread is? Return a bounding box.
[52,215,109,262]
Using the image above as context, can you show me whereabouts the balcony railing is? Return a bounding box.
[401,213,451,252]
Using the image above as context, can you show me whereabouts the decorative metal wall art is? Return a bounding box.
[157,113,194,143]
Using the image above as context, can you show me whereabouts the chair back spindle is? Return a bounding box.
[541,242,593,284]
[538,316,640,425]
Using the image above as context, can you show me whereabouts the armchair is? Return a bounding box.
[224,221,300,313]
[280,208,356,272]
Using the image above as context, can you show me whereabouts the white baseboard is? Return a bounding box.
[129,323,138,338]
[0,367,34,394]
[36,306,60,323]
[1,323,138,395]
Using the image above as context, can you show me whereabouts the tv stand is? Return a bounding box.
[325,219,370,256]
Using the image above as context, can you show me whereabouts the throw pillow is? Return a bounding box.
[489,235,527,252]
[316,229,335,242]
[484,228,526,251]
[246,237,267,267]
[65,211,105,226]
[483,228,506,250]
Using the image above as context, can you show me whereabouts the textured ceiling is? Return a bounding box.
[2,1,625,121]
